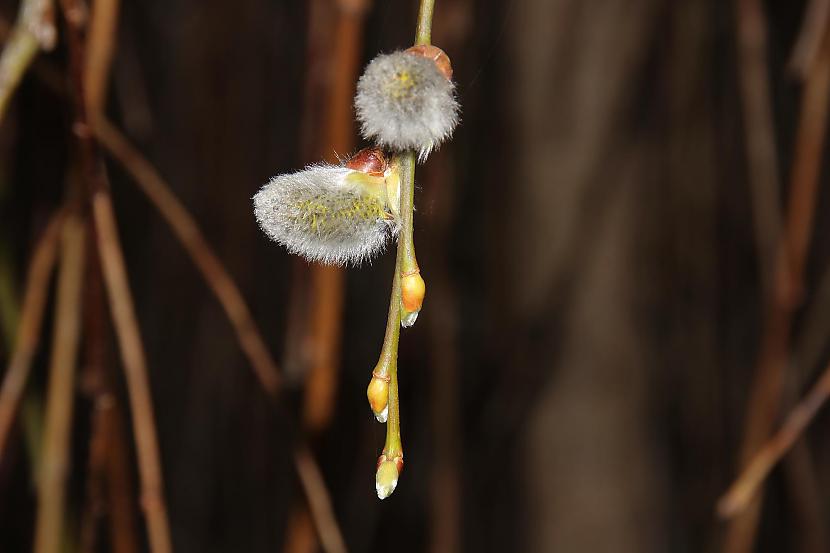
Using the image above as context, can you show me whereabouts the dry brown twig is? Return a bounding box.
[0,2,344,549]
[735,0,782,298]
[721,2,830,550]
[91,63,353,551]
[293,445,348,553]
[719,3,830,524]
[84,0,119,116]
[95,88,354,553]
[33,213,85,553]
[60,0,173,550]
[789,0,830,78]
[719,359,830,519]
[79,1,140,550]
[91,183,173,553]
[95,111,350,553]
[0,212,63,460]
[93,117,282,396]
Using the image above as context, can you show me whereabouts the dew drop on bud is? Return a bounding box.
[374,404,388,423]
[401,310,419,328]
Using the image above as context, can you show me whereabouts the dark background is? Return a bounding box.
[2,0,830,552]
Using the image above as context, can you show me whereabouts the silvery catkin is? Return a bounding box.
[355,50,459,161]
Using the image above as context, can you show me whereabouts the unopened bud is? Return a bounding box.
[400,271,425,328]
[367,372,390,423]
[375,454,404,499]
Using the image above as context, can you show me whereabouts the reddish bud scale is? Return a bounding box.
[344,147,388,177]
[405,44,453,81]
[377,452,405,475]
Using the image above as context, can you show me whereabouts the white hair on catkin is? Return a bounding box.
[355,51,459,160]
[253,165,397,266]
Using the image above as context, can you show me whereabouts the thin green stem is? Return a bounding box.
[399,152,418,275]
[0,0,57,125]
[0,239,19,349]
[375,0,436,491]
[415,0,435,46]
[377,254,402,378]
[380,251,402,454]
[381,151,416,458]
[0,30,39,123]
[383,361,401,456]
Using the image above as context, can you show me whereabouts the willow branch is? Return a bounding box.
[33,213,86,553]
[92,117,281,396]
[4,4,342,547]
[84,0,119,115]
[0,223,19,352]
[60,0,173,549]
[722,6,816,551]
[293,445,348,553]
[719,16,830,521]
[91,119,350,551]
[735,0,782,299]
[0,212,63,460]
[398,153,418,277]
[375,0,437,500]
[92,190,173,553]
[789,0,830,78]
[78,3,142,550]
[381,249,403,457]
[719,356,830,518]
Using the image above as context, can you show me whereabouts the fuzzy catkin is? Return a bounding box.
[253,165,397,266]
[355,51,459,160]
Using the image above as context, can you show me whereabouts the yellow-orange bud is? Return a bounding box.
[400,271,425,327]
[367,373,389,422]
[375,453,404,499]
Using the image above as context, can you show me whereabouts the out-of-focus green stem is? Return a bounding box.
[0,0,57,124]
[0,30,39,122]
[0,239,19,350]
[34,214,85,553]
[0,237,42,475]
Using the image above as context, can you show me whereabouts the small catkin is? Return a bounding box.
[253,165,397,266]
[355,51,459,160]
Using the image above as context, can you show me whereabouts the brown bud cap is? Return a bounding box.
[405,44,453,81]
[344,147,388,177]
